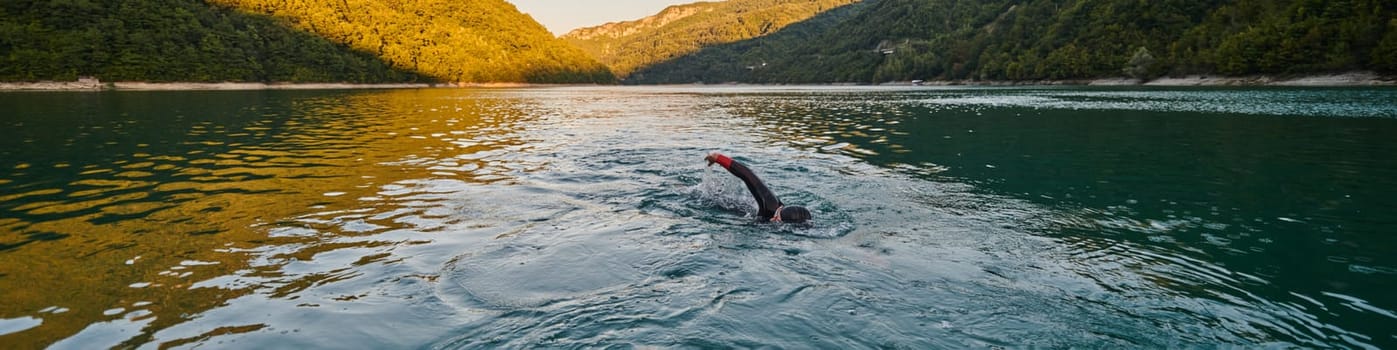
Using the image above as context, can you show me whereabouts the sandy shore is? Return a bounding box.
[0,80,105,91]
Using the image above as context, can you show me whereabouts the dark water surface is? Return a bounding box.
[1,86,1394,348]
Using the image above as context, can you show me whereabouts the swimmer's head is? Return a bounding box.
[777,205,812,224]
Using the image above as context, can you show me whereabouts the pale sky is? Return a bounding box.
[506,0,699,36]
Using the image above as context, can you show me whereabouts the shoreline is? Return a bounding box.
[1100,71,1396,86]
[0,81,439,91]
[894,71,1397,87]
[4,72,1395,91]
[0,81,553,91]
[113,82,436,90]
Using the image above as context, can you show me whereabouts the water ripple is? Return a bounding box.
[3,87,1394,348]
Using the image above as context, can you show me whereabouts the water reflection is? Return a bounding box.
[0,89,533,347]
[719,87,1397,348]
[2,86,1394,348]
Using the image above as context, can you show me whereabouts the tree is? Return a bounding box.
[1124,46,1158,80]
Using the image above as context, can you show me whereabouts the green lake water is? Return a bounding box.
[1,86,1394,348]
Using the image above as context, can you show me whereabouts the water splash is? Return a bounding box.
[695,164,757,215]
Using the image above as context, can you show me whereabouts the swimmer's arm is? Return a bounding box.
[705,153,782,215]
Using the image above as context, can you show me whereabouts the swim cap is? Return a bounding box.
[779,206,811,224]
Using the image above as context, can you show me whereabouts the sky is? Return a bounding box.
[506,0,698,36]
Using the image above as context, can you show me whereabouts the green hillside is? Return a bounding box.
[629,0,1397,84]
[217,0,614,83]
[563,0,860,78]
[0,0,416,82]
[0,0,613,83]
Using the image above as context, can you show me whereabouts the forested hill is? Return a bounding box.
[0,0,613,83]
[216,0,613,83]
[627,0,1397,84]
[563,0,861,78]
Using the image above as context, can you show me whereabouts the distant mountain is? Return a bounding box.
[627,0,1397,84]
[0,0,613,83]
[563,0,861,78]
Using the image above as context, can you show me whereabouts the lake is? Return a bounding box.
[1,86,1395,348]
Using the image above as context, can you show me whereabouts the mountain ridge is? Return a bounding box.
[563,3,713,41]
[624,0,1397,84]
[563,0,861,78]
[6,0,1392,85]
[204,0,616,83]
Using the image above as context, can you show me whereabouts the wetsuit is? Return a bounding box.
[709,154,783,220]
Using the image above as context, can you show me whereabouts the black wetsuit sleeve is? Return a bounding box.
[724,160,783,219]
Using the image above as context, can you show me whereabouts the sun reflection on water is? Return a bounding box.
[0,89,537,347]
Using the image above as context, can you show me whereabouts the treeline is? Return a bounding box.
[1,0,614,83]
[217,0,614,83]
[629,0,1397,84]
[0,0,421,83]
[564,0,860,78]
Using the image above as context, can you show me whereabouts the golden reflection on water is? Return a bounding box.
[0,89,530,348]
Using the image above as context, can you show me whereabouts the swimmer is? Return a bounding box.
[705,152,812,224]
